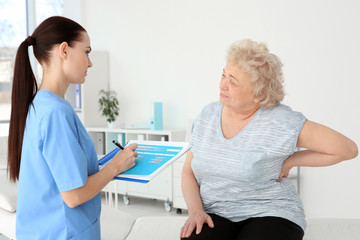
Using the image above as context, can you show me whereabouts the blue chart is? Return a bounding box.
[122,144,182,176]
[98,140,190,183]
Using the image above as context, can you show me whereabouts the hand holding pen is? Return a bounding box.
[113,139,138,157]
[109,140,138,175]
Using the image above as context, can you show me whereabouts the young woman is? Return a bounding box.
[8,16,137,239]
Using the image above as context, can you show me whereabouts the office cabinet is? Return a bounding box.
[172,154,187,211]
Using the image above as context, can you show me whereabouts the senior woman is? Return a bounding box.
[180,39,358,240]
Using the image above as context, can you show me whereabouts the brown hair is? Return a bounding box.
[8,16,86,181]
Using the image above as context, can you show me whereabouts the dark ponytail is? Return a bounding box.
[8,16,86,182]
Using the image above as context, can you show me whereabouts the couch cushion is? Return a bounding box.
[125,216,187,240]
[0,206,16,239]
[304,218,360,240]
[0,169,17,213]
[100,204,136,240]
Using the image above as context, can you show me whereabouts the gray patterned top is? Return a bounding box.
[190,101,307,231]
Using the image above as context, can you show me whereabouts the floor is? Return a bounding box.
[0,193,188,240]
[101,192,188,218]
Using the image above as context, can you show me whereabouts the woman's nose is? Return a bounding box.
[219,77,228,90]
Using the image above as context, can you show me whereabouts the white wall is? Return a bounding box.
[74,0,360,219]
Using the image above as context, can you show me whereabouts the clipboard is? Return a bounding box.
[98,140,190,183]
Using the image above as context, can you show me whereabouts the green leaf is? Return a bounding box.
[98,89,120,122]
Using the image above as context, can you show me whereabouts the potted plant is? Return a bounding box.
[98,89,119,128]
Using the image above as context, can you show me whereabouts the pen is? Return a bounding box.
[112,139,124,150]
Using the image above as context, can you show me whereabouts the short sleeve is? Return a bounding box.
[270,104,307,153]
[41,106,88,192]
[189,102,220,149]
[290,111,307,153]
[189,115,200,148]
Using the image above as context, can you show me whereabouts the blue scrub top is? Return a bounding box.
[16,90,101,240]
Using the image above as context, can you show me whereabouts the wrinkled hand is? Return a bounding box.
[180,210,214,238]
[110,143,138,176]
[277,155,294,182]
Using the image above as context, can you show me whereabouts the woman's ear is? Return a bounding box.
[58,41,69,60]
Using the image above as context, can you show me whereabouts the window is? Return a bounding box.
[35,0,64,83]
[0,0,63,136]
[36,0,63,24]
[0,0,26,136]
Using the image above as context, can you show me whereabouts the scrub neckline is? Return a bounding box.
[35,90,72,107]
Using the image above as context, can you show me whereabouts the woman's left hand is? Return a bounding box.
[277,155,295,182]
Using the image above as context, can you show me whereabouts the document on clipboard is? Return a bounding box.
[98,140,190,183]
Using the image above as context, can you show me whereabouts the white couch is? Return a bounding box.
[101,212,360,240]
[0,136,16,240]
[2,185,360,240]
[100,208,187,240]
